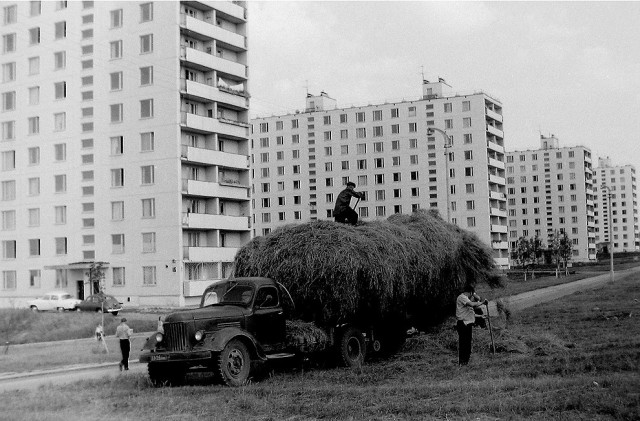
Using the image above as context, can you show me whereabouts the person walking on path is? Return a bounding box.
[115,318,132,371]
[333,182,364,225]
[456,286,487,365]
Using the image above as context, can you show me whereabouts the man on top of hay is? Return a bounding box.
[333,181,365,225]
[456,286,488,365]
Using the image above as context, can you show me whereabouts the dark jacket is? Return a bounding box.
[334,188,363,214]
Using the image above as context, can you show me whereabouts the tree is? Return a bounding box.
[528,235,544,279]
[86,261,106,294]
[513,236,532,280]
[558,232,573,276]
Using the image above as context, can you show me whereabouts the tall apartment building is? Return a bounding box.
[505,135,596,262]
[250,81,509,267]
[0,1,250,307]
[593,157,639,253]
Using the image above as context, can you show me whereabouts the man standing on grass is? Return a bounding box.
[333,181,364,225]
[115,317,132,371]
[456,286,487,365]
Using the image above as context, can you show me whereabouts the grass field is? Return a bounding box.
[1,270,638,420]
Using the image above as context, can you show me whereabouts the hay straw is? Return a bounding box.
[233,210,498,328]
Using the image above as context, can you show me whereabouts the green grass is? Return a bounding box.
[1,271,639,420]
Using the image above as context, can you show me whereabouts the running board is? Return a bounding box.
[265,353,296,360]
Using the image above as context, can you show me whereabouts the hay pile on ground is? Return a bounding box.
[233,210,500,328]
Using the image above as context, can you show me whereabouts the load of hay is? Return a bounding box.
[233,210,501,329]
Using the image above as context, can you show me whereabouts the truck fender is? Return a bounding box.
[207,327,267,361]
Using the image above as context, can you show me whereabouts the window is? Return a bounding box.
[1,150,14,170]
[356,128,366,138]
[444,103,452,113]
[140,66,153,86]
[54,112,66,131]
[1,210,15,230]
[463,117,471,128]
[140,99,154,118]
[408,106,416,117]
[111,168,124,187]
[142,232,156,253]
[29,269,41,288]
[3,33,15,53]
[54,174,66,193]
[110,104,123,123]
[55,237,67,255]
[462,101,471,112]
[143,266,156,285]
[140,2,153,22]
[464,133,473,144]
[111,201,124,220]
[2,240,15,259]
[3,4,16,24]
[113,267,125,287]
[54,82,67,100]
[2,91,15,111]
[2,271,16,290]
[140,132,155,152]
[54,21,66,39]
[356,112,365,122]
[141,165,155,184]
[467,217,476,227]
[140,34,153,53]
[142,198,155,218]
[110,9,123,28]
[465,183,475,193]
[112,234,125,254]
[28,177,40,196]
[409,123,417,133]
[1,120,13,141]
[1,180,15,200]
[28,208,39,227]
[109,136,123,155]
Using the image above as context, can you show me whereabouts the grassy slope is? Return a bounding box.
[1,272,639,420]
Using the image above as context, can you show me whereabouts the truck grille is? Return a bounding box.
[164,322,189,351]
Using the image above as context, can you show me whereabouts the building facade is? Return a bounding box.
[250,81,509,267]
[593,157,639,253]
[505,135,596,263]
[0,1,250,307]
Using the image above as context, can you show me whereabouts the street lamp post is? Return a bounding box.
[427,127,453,223]
[600,184,614,282]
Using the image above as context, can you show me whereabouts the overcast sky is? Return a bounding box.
[247,1,640,169]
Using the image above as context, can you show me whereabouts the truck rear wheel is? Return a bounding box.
[338,327,366,367]
[148,362,185,387]
[217,339,251,387]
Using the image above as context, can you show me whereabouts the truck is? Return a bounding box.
[139,277,408,387]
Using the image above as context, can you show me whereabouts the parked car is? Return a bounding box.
[28,291,81,312]
[75,294,123,315]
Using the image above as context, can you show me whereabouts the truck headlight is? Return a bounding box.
[194,330,204,341]
[155,332,163,343]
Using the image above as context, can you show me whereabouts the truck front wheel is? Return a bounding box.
[148,362,185,387]
[217,339,251,386]
[338,327,366,367]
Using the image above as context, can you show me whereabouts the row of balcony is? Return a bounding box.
[183,245,237,262]
[181,13,246,51]
[182,178,250,200]
[181,79,249,110]
[181,145,249,169]
[486,124,504,138]
[180,46,247,80]
[181,112,249,139]
[182,212,250,231]
[485,107,503,123]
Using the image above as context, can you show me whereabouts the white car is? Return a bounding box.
[28,291,81,312]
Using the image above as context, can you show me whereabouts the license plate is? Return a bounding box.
[150,354,169,361]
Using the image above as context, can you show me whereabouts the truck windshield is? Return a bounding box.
[201,282,254,307]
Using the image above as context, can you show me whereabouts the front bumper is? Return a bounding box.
[139,349,212,365]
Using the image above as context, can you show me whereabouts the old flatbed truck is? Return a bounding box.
[140,277,407,386]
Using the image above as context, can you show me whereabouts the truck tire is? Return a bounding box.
[338,327,366,367]
[148,362,185,387]
[217,339,251,387]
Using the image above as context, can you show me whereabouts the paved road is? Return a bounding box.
[1,266,638,392]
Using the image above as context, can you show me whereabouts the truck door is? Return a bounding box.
[252,285,286,350]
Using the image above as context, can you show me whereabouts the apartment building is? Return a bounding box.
[0,1,251,307]
[250,81,509,267]
[506,135,596,262]
[593,157,639,253]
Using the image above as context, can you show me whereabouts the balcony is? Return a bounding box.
[487,157,505,170]
[488,174,506,185]
[183,79,248,109]
[182,212,250,231]
[182,112,249,139]
[210,1,246,21]
[491,241,508,250]
[489,191,506,201]
[486,139,504,154]
[182,179,250,200]
[182,14,246,51]
[493,257,509,268]
[486,124,504,138]
[490,207,507,218]
[183,245,238,262]
[181,46,247,80]
[491,224,508,234]
[485,107,503,123]
[181,145,248,169]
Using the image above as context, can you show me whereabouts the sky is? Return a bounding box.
[247,1,640,169]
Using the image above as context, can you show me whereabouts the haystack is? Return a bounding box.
[233,210,500,328]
